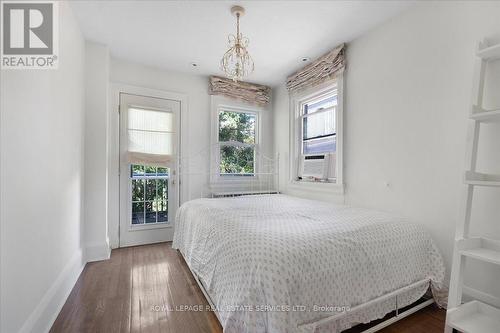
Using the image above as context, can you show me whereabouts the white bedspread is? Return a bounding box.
[172,194,445,333]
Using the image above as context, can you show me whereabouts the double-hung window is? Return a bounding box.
[302,94,337,155]
[218,108,257,176]
[293,79,343,186]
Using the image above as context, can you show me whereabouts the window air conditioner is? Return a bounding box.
[299,153,336,181]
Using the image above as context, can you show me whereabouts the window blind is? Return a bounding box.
[127,107,175,167]
[208,76,271,106]
[286,43,345,93]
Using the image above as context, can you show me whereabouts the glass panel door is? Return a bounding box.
[119,93,180,247]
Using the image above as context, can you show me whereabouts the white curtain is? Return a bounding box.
[127,107,175,167]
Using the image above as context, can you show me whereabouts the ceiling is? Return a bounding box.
[70,1,414,87]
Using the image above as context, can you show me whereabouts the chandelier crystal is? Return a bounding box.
[220,6,254,82]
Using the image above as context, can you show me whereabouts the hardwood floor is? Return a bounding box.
[51,243,445,333]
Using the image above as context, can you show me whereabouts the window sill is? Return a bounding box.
[128,222,172,232]
[210,176,262,187]
[209,178,275,195]
[288,180,345,195]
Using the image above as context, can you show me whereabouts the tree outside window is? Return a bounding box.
[218,110,256,175]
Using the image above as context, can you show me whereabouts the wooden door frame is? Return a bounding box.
[109,83,189,249]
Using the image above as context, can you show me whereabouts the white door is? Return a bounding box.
[119,93,180,247]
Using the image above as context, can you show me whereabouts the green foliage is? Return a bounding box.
[132,164,144,175]
[219,111,255,174]
[220,146,254,174]
[219,111,255,143]
[132,179,144,201]
[144,165,156,174]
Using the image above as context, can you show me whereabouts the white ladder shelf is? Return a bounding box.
[445,39,500,333]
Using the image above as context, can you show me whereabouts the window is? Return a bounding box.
[292,78,343,186]
[130,165,169,224]
[302,95,337,155]
[218,109,257,176]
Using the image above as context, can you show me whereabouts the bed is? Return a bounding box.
[172,194,446,333]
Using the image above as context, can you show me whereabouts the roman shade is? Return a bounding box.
[209,76,271,106]
[126,107,175,167]
[286,43,346,93]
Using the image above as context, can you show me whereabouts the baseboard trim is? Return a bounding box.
[19,249,86,333]
[85,239,111,262]
[463,285,500,308]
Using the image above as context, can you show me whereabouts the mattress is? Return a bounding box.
[172,194,445,333]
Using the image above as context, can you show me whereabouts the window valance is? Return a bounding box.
[286,43,346,93]
[208,76,271,106]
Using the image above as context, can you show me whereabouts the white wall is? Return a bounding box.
[84,41,111,262]
[0,2,86,332]
[273,1,500,299]
[107,59,274,248]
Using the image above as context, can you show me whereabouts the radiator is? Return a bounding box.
[211,190,279,198]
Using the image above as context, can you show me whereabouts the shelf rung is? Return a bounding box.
[457,237,500,266]
[461,248,500,266]
[470,106,500,123]
[464,171,500,187]
[447,300,500,333]
[476,42,500,60]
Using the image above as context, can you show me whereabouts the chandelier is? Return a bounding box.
[220,6,254,82]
